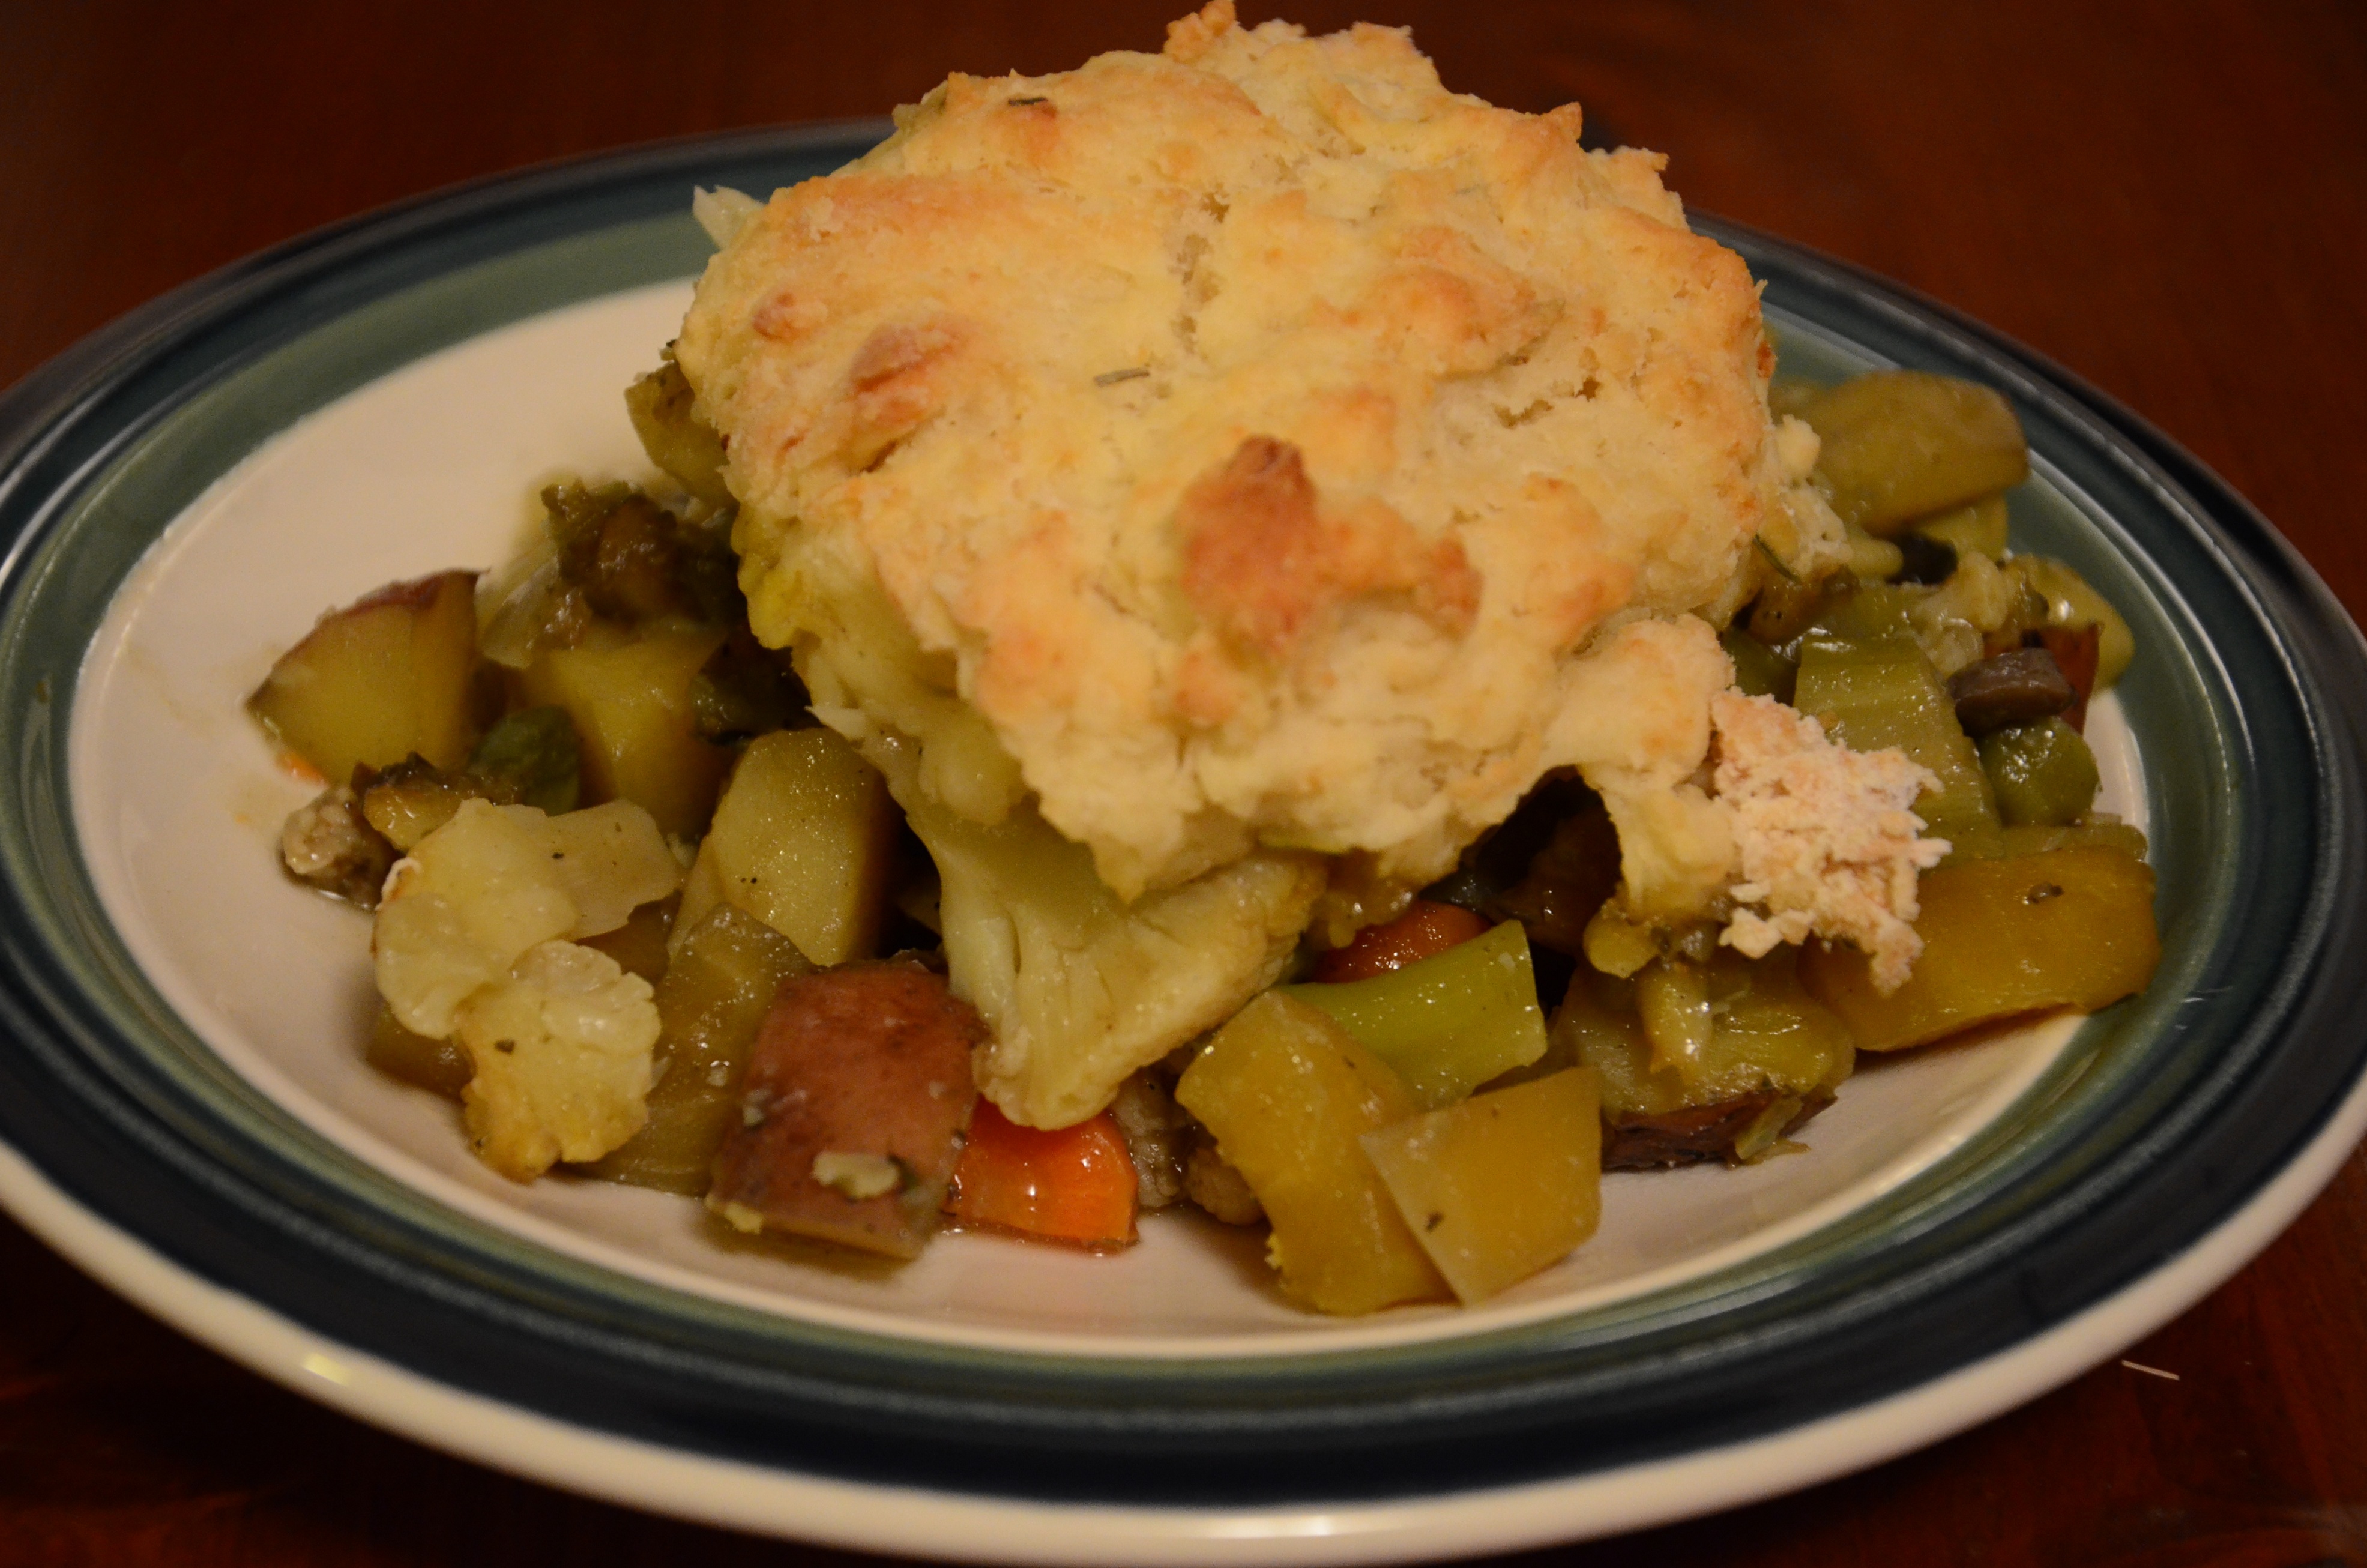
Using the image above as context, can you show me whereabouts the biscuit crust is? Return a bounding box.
[680,3,1799,902]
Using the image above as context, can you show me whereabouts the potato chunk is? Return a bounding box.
[1176,994,1449,1315]
[1361,1068,1603,1304]
[1797,371,2028,534]
[707,961,983,1259]
[248,570,480,783]
[517,620,731,836]
[700,728,897,966]
[1800,845,2159,1050]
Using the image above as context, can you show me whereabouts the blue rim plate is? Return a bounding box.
[4,125,2366,1563]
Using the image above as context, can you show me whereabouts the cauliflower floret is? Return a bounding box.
[456,941,662,1181]
[1709,691,1949,991]
[372,797,680,1177]
[869,731,1324,1129]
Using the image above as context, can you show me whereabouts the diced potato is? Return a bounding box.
[589,904,811,1196]
[249,570,480,783]
[706,961,983,1260]
[1800,846,2160,1050]
[1175,993,1449,1315]
[1911,493,2010,559]
[1361,1069,1603,1304]
[1283,921,1548,1108]
[455,939,662,1180]
[1799,371,2029,534]
[705,728,898,966]
[517,620,731,836]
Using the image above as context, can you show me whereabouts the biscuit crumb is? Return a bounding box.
[1710,692,1948,992]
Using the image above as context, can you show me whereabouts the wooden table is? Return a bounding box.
[4,2,2363,1563]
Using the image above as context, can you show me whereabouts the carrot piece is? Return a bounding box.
[2032,623,2101,732]
[1312,899,1490,983]
[947,1102,1138,1247]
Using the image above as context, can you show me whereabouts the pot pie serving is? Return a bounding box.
[248,4,2162,1313]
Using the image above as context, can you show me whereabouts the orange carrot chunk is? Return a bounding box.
[947,1102,1139,1247]
[2033,623,2101,732]
[1312,899,1490,983]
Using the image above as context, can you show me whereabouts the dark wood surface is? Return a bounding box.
[5,2,2365,1564]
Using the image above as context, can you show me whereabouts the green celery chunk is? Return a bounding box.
[1720,626,1796,703]
[1280,920,1548,1108]
[1794,634,2004,860]
[1979,717,2100,827]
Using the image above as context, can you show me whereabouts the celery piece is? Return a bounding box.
[1808,583,1925,645]
[1280,920,1548,1108]
[1720,626,1796,703]
[1979,717,2100,827]
[1793,633,2004,860]
[1559,950,1853,1119]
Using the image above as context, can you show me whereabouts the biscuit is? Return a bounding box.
[678,2,1817,907]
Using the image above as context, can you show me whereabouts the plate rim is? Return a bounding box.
[5,125,2367,1558]
[10,1061,2366,1564]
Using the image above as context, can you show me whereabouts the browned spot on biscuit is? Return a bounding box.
[752,291,819,342]
[1178,436,1479,660]
[1361,225,1553,376]
[842,318,968,466]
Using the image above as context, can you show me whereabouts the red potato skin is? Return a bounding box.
[707,960,983,1259]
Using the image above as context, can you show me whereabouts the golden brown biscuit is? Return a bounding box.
[678,2,1821,909]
